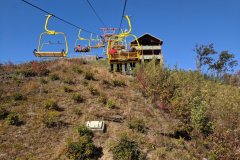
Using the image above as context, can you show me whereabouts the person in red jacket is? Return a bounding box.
[109,47,117,55]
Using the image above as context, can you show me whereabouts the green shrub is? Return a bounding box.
[0,106,9,120]
[85,71,94,80]
[50,73,60,81]
[113,79,126,87]
[44,100,59,110]
[207,151,218,160]
[102,79,111,85]
[128,119,146,133]
[106,99,116,109]
[82,80,89,86]
[64,86,73,93]
[66,124,102,159]
[97,94,108,105]
[13,93,24,101]
[76,125,93,138]
[12,73,18,81]
[88,86,99,96]
[73,66,83,74]
[73,107,81,116]
[135,60,174,103]
[66,135,102,160]
[6,113,20,125]
[43,89,49,94]
[21,70,37,77]
[191,103,213,137]
[111,135,142,160]
[63,78,75,85]
[39,78,48,84]
[42,111,60,128]
[72,93,84,103]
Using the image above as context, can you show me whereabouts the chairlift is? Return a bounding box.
[89,33,105,49]
[106,15,141,62]
[100,28,118,43]
[74,29,91,52]
[33,15,68,57]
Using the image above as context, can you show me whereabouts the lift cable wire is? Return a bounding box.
[21,0,99,35]
[118,0,128,34]
[86,0,107,28]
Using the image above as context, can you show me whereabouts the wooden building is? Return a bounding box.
[130,33,164,63]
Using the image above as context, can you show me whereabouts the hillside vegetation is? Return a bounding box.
[0,59,239,160]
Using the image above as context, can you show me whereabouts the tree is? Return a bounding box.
[210,51,238,76]
[194,43,217,72]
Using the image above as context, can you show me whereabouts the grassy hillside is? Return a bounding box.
[0,59,239,160]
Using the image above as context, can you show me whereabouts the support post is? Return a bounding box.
[130,63,133,70]
[133,62,136,68]
[122,63,126,74]
[110,63,114,72]
[117,64,121,72]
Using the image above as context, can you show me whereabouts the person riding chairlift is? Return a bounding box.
[109,47,117,55]
[74,45,90,52]
[129,46,136,52]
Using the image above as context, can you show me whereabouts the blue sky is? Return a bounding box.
[0,0,239,71]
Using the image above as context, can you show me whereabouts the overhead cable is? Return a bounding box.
[21,0,99,35]
[86,0,107,28]
[118,0,128,34]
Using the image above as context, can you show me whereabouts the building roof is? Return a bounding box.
[130,33,163,45]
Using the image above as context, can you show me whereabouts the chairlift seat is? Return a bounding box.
[34,50,66,57]
[90,44,105,48]
[109,51,139,61]
[113,45,125,50]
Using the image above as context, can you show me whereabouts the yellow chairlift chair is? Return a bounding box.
[74,29,91,52]
[106,15,141,62]
[34,15,68,57]
[89,33,105,49]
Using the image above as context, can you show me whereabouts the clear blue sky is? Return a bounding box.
[0,0,239,70]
